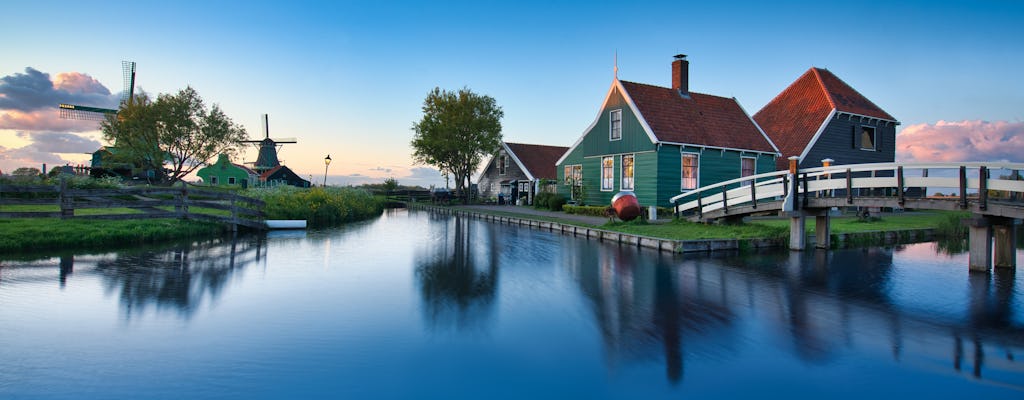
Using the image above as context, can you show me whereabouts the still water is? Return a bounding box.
[1,209,1022,399]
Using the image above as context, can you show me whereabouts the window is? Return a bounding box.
[210,176,218,185]
[860,126,876,151]
[740,157,756,186]
[601,156,614,191]
[621,154,634,191]
[609,109,622,141]
[564,165,572,185]
[499,155,507,175]
[228,177,236,185]
[572,165,582,186]
[681,153,699,190]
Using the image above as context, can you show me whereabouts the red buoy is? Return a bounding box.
[611,191,641,221]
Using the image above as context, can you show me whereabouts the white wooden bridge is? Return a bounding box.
[670,158,1024,271]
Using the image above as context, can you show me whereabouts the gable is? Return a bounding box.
[505,142,569,180]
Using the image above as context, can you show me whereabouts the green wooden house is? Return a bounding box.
[197,154,257,188]
[556,55,780,207]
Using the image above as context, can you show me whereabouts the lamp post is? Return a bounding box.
[323,154,332,187]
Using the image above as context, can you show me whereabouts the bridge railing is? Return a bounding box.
[671,162,1024,218]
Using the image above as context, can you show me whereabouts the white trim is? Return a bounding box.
[555,78,659,166]
[660,141,779,157]
[620,153,635,191]
[836,110,899,125]
[735,99,781,154]
[609,109,623,141]
[680,151,700,191]
[797,109,838,165]
[600,156,615,192]
[503,142,535,181]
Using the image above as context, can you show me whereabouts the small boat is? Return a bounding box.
[611,191,642,221]
[265,220,307,229]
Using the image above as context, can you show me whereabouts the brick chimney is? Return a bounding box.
[672,54,689,97]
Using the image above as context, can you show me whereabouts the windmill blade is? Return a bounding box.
[59,104,116,121]
[270,137,297,143]
[122,61,136,105]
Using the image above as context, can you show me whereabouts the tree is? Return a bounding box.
[411,87,503,204]
[101,86,247,185]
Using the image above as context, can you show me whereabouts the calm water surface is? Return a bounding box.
[1,209,1022,399]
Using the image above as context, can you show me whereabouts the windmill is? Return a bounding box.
[58,61,136,121]
[239,114,297,173]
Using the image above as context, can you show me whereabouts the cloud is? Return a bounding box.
[17,131,101,153]
[0,67,117,132]
[370,166,393,173]
[896,120,1024,163]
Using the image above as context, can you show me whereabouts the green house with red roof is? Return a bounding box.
[555,55,780,208]
[754,68,899,170]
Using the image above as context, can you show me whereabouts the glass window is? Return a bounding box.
[681,153,699,190]
[564,165,571,185]
[228,177,236,185]
[621,154,634,191]
[572,165,582,186]
[860,126,876,150]
[211,176,218,185]
[499,155,507,175]
[609,109,622,141]
[740,157,755,187]
[601,156,614,191]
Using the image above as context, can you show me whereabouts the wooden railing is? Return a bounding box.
[0,180,266,230]
[670,162,1024,219]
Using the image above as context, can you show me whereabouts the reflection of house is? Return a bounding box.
[477,142,568,205]
[754,68,899,170]
[259,165,310,188]
[556,55,779,207]
[197,154,257,188]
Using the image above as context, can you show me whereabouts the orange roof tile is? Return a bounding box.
[505,142,568,180]
[619,80,776,153]
[754,68,897,170]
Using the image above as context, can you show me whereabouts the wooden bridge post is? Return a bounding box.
[790,214,806,251]
[59,177,73,219]
[815,213,831,249]
[993,218,1018,269]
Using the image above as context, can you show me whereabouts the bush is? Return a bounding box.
[563,205,608,217]
[244,186,384,228]
[533,192,562,210]
[547,195,566,211]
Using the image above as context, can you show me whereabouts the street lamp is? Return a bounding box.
[323,154,332,187]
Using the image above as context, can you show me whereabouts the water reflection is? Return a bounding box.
[415,215,498,330]
[566,241,1021,388]
[1,236,263,319]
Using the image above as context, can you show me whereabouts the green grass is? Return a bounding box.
[0,218,225,254]
[244,186,384,228]
[748,211,967,234]
[605,218,789,240]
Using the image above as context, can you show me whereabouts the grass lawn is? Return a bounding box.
[0,218,225,254]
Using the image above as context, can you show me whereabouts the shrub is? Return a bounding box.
[245,186,384,228]
[563,205,608,217]
[547,195,566,211]
[533,192,561,210]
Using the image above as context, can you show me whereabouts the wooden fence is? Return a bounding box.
[0,180,266,231]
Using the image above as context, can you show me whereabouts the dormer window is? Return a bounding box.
[609,109,622,141]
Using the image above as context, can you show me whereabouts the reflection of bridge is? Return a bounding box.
[670,160,1024,271]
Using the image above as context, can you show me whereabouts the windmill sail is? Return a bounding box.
[58,61,136,121]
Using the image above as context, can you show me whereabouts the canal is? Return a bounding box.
[0,209,1021,399]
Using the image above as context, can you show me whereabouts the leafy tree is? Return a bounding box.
[101,86,247,185]
[383,177,399,193]
[411,87,503,204]
[12,167,41,177]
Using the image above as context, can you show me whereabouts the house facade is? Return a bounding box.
[556,55,779,208]
[260,165,311,188]
[478,142,569,205]
[754,68,899,170]
[197,154,257,188]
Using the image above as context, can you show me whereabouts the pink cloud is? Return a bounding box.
[0,108,102,132]
[896,120,1024,163]
[53,72,111,95]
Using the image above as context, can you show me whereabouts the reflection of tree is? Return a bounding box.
[94,236,261,319]
[415,216,498,330]
[570,244,733,385]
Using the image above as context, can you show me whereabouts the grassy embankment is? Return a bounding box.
[0,181,384,254]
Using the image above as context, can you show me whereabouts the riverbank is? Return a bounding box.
[0,218,226,255]
[409,203,945,253]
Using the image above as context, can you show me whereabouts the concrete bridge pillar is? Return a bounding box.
[790,214,805,250]
[815,214,831,249]
[968,216,1019,272]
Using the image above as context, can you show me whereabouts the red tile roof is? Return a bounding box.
[619,80,777,153]
[505,142,569,180]
[754,68,897,170]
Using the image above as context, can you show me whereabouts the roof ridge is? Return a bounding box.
[618,80,731,100]
[810,67,838,110]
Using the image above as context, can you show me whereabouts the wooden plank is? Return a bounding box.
[0,198,60,205]
[0,211,61,218]
[0,185,59,193]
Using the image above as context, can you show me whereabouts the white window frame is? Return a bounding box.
[681,152,699,191]
[860,126,877,151]
[609,109,622,141]
[740,156,756,187]
[621,154,634,191]
[601,156,614,191]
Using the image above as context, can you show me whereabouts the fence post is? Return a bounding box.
[959,166,968,209]
[897,166,905,206]
[59,177,73,219]
[846,168,853,204]
[979,166,988,211]
[178,181,190,219]
[230,193,239,232]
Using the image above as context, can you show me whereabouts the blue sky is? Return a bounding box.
[2,0,1022,187]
